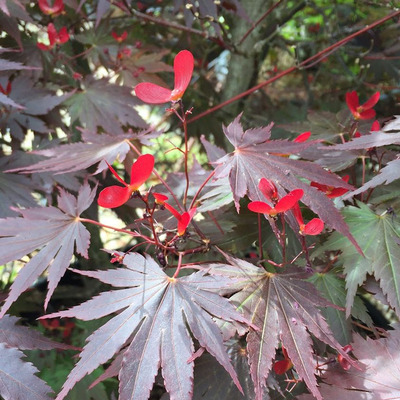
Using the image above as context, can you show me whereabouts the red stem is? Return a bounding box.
[189,170,216,209]
[188,9,400,124]
[173,252,184,278]
[79,217,147,240]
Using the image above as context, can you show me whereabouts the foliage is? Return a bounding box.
[1,1,400,400]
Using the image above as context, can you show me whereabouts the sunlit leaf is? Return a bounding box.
[0,183,96,317]
[214,114,360,252]
[206,256,355,400]
[40,253,252,400]
[0,343,53,400]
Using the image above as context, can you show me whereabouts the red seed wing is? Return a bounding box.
[274,189,303,214]
[361,92,380,110]
[248,201,273,214]
[303,219,324,235]
[173,50,194,96]
[345,91,359,114]
[129,154,154,190]
[135,82,172,104]
[98,186,131,208]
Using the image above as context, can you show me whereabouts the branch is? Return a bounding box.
[188,9,400,124]
[237,0,285,46]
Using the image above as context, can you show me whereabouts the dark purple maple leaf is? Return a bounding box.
[7,131,134,175]
[0,156,38,217]
[214,114,360,252]
[64,78,146,135]
[0,76,72,140]
[298,329,400,400]
[330,130,400,151]
[205,256,357,400]
[0,343,53,400]
[344,157,400,199]
[0,183,96,317]
[0,314,77,351]
[40,253,254,400]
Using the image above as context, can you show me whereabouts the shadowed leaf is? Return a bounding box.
[315,202,400,317]
[0,343,53,400]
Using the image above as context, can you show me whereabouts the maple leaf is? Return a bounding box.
[7,131,139,175]
[344,158,400,199]
[0,343,53,400]
[64,78,146,135]
[0,156,38,217]
[330,130,400,151]
[121,50,174,87]
[308,272,373,346]
[298,329,400,400]
[205,256,356,400]
[0,314,77,351]
[0,76,72,140]
[314,202,400,317]
[40,253,253,400]
[0,183,96,317]
[213,114,360,252]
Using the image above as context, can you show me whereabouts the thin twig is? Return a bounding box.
[188,9,400,124]
[238,0,285,46]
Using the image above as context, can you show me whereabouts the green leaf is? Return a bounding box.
[308,272,373,346]
[315,202,400,317]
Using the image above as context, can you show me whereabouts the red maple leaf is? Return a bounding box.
[134,50,194,103]
[0,183,96,317]
[97,154,154,208]
[346,91,380,120]
[40,253,253,400]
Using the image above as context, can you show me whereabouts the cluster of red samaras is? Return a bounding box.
[346,91,380,120]
[248,178,327,236]
[97,154,195,237]
[37,0,69,51]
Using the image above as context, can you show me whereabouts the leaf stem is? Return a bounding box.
[173,252,184,278]
[179,100,190,209]
[189,170,216,209]
[79,217,144,239]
